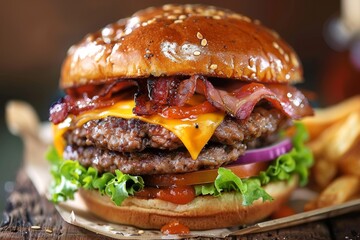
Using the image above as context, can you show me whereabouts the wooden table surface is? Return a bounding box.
[1,170,360,240]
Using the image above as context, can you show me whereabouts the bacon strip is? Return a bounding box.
[133,77,197,115]
[49,75,313,124]
[195,76,313,120]
[133,79,159,115]
[173,76,197,106]
[49,80,137,124]
[265,83,314,119]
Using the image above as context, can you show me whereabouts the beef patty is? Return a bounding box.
[63,107,289,175]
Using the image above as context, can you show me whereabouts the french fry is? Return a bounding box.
[338,146,360,177]
[312,158,337,189]
[302,95,360,139]
[307,112,360,162]
[323,112,360,162]
[306,118,345,158]
[316,175,360,208]
[302,96,360,210]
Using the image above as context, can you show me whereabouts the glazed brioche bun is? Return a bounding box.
[61,4,302,89]
[79,176,297,230]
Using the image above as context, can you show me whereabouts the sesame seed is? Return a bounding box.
[254,19,261,25]
[210,64,218,70]
[45,229,53,234]
[163,4,173,11]
[270,30,280,39]
[31,226,41,230]
[185,8,193,14]
[193,50,201,56]
[178,14,187,20]
[229,14,241,20]
[284,53,290,62]
[272,42,279,49]
[174,19,183,24]
[206,8,216,15]
[196,8,204,13]
[278,47,284,55]
[201,38,208,46]
[138,230,145,234]
[173,9,182,14]
[290,53,299,67]
[141,22,148,27]
[212,15,221,20]
[147,18,156,24]
[196,32,203,39]
[167,15,177,20]
[242,16,251,22]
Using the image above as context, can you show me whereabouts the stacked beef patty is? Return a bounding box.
[63,107,289,175]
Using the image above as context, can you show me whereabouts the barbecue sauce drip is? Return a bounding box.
[135,186,195,204]
[161,221,190,235]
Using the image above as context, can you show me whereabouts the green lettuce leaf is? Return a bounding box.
[47,148,144,205]
[195,168,273,205]
[195,122,313,205]
[104,170,144,205]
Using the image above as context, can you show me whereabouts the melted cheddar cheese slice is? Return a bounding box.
[53,99,225,160]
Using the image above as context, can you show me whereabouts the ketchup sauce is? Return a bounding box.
[161,221,190,235]
[135,186,195,204]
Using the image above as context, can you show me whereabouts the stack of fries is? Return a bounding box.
[301,96,360,210]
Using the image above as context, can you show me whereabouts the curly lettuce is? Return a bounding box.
[47,122,312,206]
[194,122,313,205]
[47,147,144,205]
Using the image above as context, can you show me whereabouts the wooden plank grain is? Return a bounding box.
[0,169,114,240]
[327,210,360,240]
[235,222,332,240]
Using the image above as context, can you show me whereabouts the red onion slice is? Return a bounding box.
[234,138,293,165]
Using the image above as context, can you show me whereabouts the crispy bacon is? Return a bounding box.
[150,77,178,105]
[133,77,197,115]
[265,84,314,119]
[173,76,197,106]
[195,76,313,120]
[133,80,159,115]
[49,75,313,124]
[49,80,137,124]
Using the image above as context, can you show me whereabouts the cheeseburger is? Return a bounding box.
[48,4,313,230]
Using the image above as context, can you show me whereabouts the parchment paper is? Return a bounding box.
[6,100,360,239]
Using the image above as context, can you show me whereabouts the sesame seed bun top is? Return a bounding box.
[60,4,303,89]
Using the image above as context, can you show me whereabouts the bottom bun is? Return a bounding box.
[79,176,297,230]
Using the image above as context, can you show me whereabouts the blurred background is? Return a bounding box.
[1,0,359,212]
